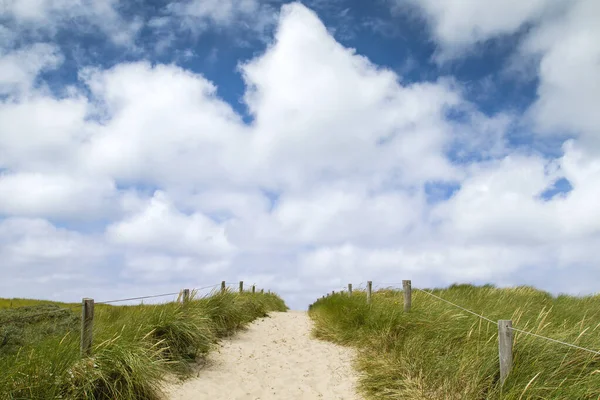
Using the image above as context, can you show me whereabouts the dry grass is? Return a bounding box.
[0,290,287,399]
[309,284,600,399]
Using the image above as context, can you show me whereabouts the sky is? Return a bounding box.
[1,0,599,310]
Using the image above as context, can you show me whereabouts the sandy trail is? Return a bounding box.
[166,311,362,399]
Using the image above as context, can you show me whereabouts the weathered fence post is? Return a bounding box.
[403,280,412,312]
[367,281,372,304]
[182,289,190,303]
[348,283,352,295]
[80,298,94,357]
[498,320,514,385]
[239,281,244,293]
[221,281,226,293]
[252,285,256,294]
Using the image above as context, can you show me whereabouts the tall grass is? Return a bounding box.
[0,290,287,399]
[309,284,600,399]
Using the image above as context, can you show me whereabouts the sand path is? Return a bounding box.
[166,311,362,399]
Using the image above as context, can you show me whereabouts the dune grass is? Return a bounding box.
[309,284,600,399]
[0,290,287,399]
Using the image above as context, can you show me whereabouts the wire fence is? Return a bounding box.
[322,281,600,358]
[97,291,182,305]
[96,283,223,305]
[316,279,600,384]
[412,286,600,356]
[414,287,496,324]
[0,282,256,326]
[1,279,276,382]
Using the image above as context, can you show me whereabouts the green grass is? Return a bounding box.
[0,298,73,309]
[309,284,600,399]
[0,289,287,399]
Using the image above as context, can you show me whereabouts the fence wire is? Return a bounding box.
[1,282,227,325]
[97,291,181,305]
[368,282,600,357]
[415,287,496,324]
[97,283,223,304]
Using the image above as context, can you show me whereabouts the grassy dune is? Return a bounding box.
[0,290,287,399]
[309,284,600,399]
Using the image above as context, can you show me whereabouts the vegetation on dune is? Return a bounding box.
[309,284,600,399]
[0,298,73,309]
[0,290,287,400]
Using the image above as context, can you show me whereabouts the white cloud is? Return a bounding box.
[524,0,600,150]
[0,0,142,46]
[398,0,563,58]
[432,155,562,246]
[171,188,272,220]
[169,0,262,25]
[0,43,63,95]
[241,4,462,189]
[298,243,547,285]
[80,62,250,187]
[0,93,89,171]
[401,0,600,152]
[1,2,600,309]
[80,4,463,191]
[0,217,108,298]
[0,217,99,262]
[554,141,600,238]
[0,172,117,219]
[155,0,276,44]
[106,191,235,257]
[122,254,231,283]
[226,184,424,251]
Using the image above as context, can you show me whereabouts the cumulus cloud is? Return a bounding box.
[167,0,270,27]
[524,0,600,150]
[0,0,142,46]
[106,191,235,258]
[0,43,63,95]
[1,2,600,309]
[397,0,561,55]
[0,93,89,171]
[80,62,250,187]
[0,217,108,298]
[241,4,462,189]
[0,172,117,219]
[400,0,600,152]
[147,0,277,50]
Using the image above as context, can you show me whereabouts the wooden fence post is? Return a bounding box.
[403,280,412,312]
[221,281,226,293]
[182,289,190,303]
[80,298,94,357]
[348,283,352,295]
[239,281,244,293]
[498,320,513,385]
[367,281,372,304]
[252,285,256,294]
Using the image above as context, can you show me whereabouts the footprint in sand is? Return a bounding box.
[165,311,362,400]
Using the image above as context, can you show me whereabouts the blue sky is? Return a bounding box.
[0,0,599,309]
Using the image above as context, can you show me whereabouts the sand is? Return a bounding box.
[165,311,363,400]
